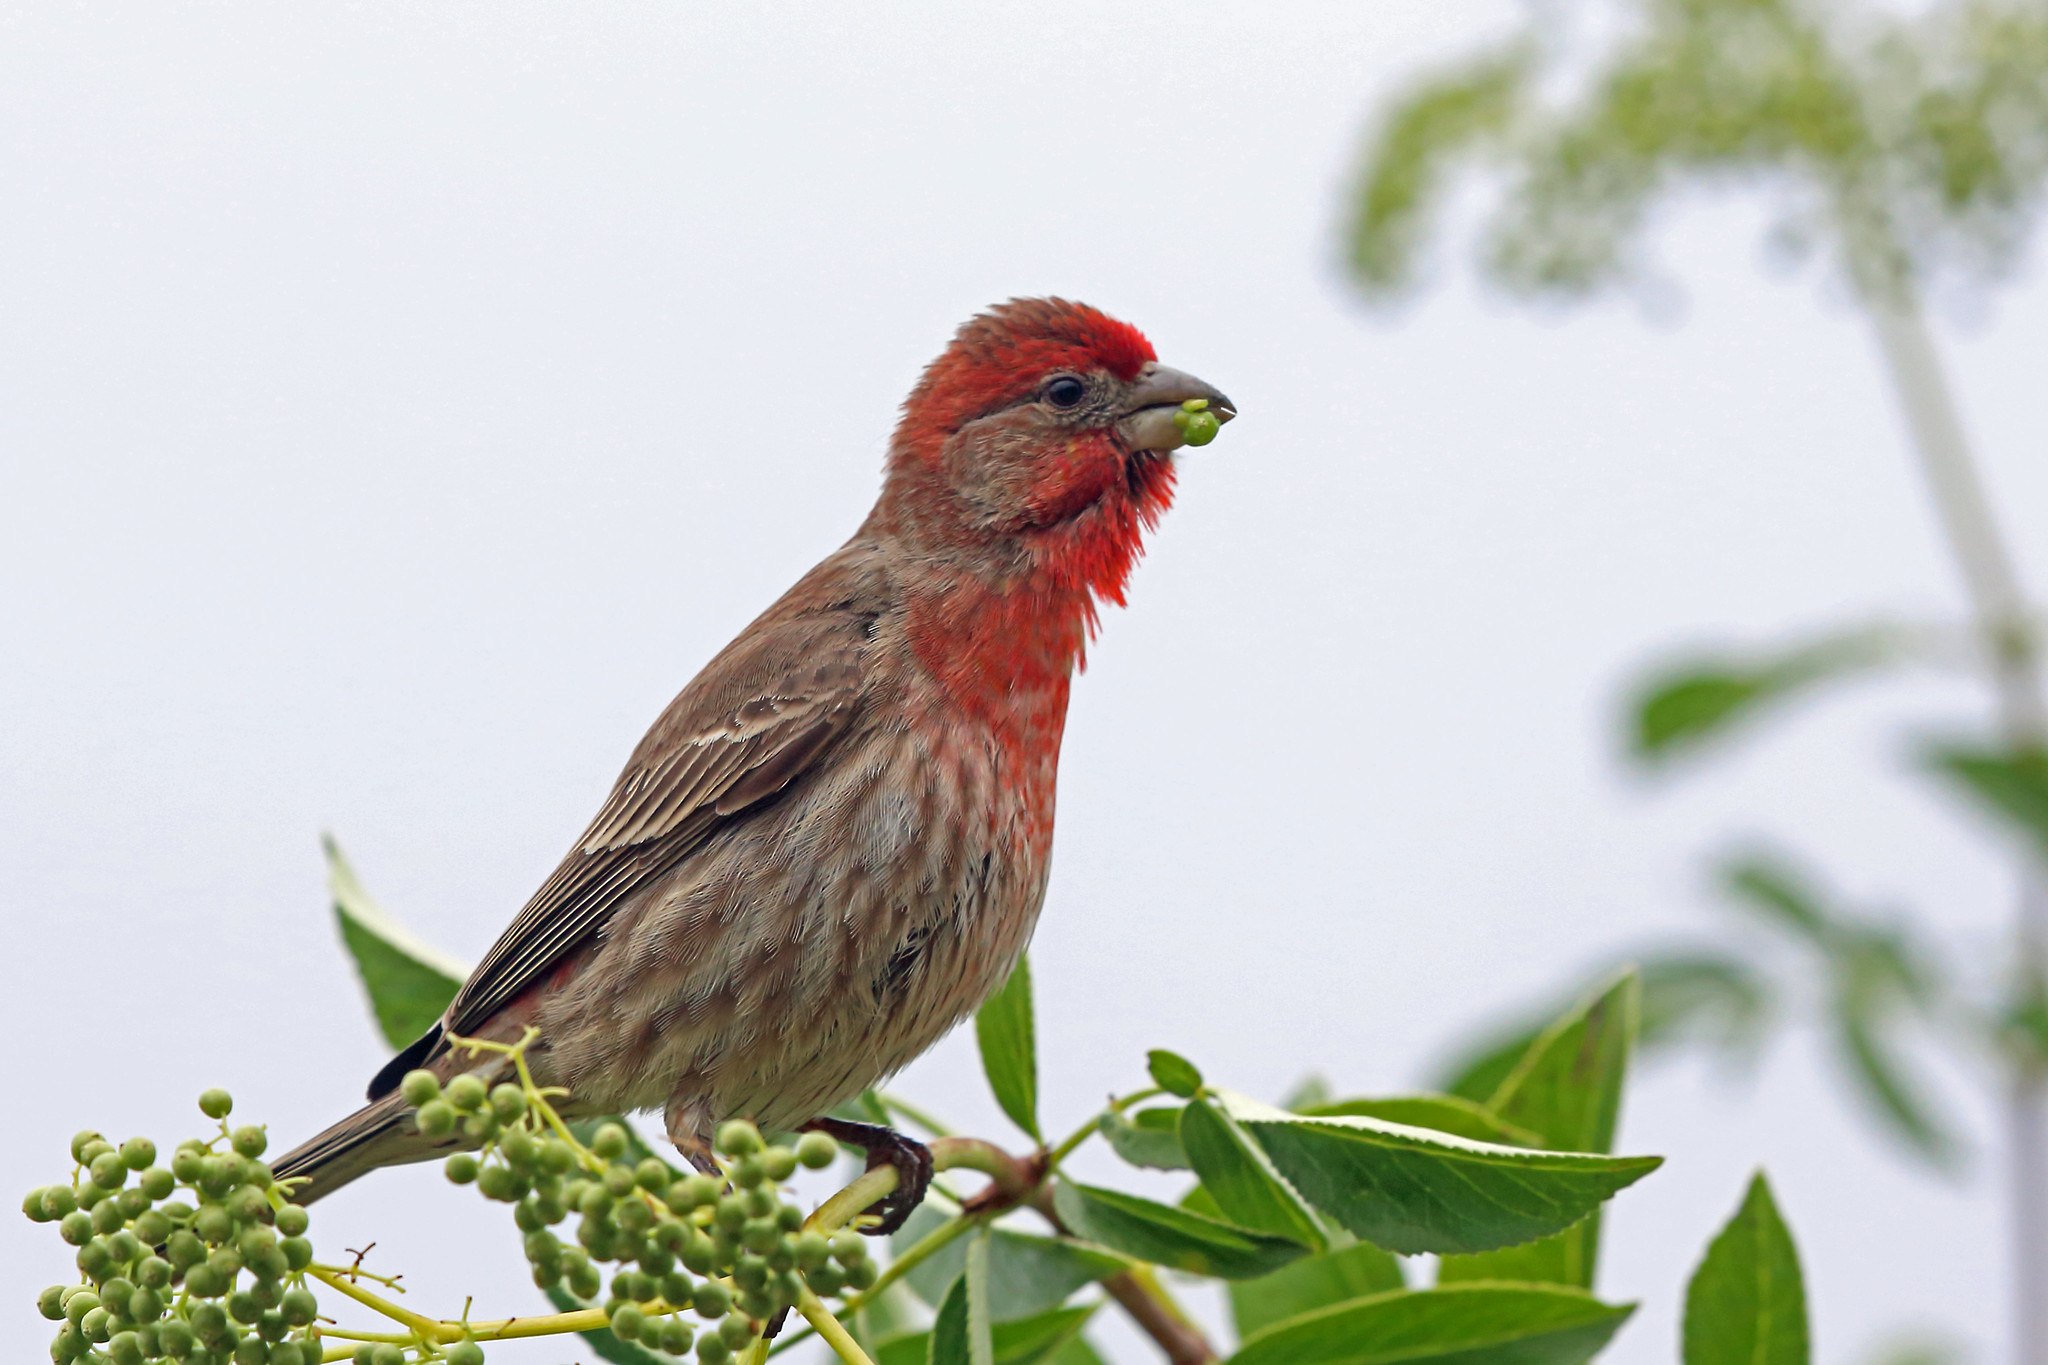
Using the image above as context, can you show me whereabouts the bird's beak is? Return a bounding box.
[1115,362,1237,453]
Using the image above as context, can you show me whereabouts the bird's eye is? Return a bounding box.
[1043,376,1087,409]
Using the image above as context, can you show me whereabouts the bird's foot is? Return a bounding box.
[800,1116,933,1236]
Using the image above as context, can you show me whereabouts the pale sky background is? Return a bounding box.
[5,4,2047,1362]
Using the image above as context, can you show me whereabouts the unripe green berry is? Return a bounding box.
[372,1344,407,1365]
[538,1139,576,1176]
[477,1164,519,1201]
[691,1280,730,1318]
[90,1198,125,1234]
[714,1122,761,1158]
[659,1270,694,1304]
[227,1290,261,1324]
[172,1148,204,1183]
[137,1255,172,1288]
[499,1129,538,1170]
[718,1315,754,1350]
[198,1090,234,1121]
[80,1305,111,1341]
[109,1329,145,1365]
[229,1128,267,1160]
[740,1219,777,1254]
[184,1263,226,1298]
[845,1257,878,1290]
[138,1165,175,1200]
[730,1156,765,1189]
[446,1342,484,1365]
[698,1335,731,1364]
[794,1131,837,1170]
[279,1288,317,1327]
[271,1343,307,1365]
[415,1101,456,1137]
[398,1071,441,1107]
[158,1317,196,1356]
[805,1261,844,1296]
[489,1084,527,1121]
[614,1198,652,1234]
[590,1124,629,1160]
[91,1152,128,1190]
[44,1184,80,1219]
[659,1318,695,1353]
[680,1231,718,1275]
[634,1158,670,1190]
[444,1153,480,1185]
[119,1138,157,1171]
[444,1075,487,1112]
[274,1204,308,1237]
[608,1303,645,1341]
[39,1284,68,1320]
[64,1290,101,1328]
[762,1147,797,1182]
[71,1131,107,1163]
[280,1235,313,1270]
[670,1174,720,1211]
[194,1205,234,1244]
[206,1245,243,1280]
[461,1111,500,1143]
[129,1284,164,1322]
[167,1229,205,1268]
[60,1210,93,1245]
[602,1165,636,1198]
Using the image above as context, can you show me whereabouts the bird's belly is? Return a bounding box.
[530,724,1052,1132]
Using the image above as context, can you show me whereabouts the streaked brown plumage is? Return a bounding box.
[275,299,1233,1226]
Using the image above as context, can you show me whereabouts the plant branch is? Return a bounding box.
[1855,232,2047,1365]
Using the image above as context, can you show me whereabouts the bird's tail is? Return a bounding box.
[271,1092,457,1205]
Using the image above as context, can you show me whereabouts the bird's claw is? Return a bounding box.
[800,1117,933,1236]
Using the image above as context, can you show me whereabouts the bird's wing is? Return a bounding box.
[439,607,871,1040]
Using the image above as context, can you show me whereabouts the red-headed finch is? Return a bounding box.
[275,298,1234,1231]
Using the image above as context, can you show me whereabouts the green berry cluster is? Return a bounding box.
[23,1090,322,1365]
[403,1069,870,1364]
[1173,397,1222,447]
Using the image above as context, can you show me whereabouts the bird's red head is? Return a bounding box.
[870,299,1234,715]
[875,298,1233,617]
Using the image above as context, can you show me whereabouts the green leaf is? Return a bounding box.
[1439,973,1638,1287]
[1833,982,1959,1168]
[1181,1099,1327,1249]
[926,1233,995,1365]
[1927,744,2048,864]
[1051,1180,1307,1280]
[1217,1091,1660,1257]
[1227,1242,1406,1341]
[1635,952,1776,1061]
[1683,1173,1808,1365]
[324,835,467,1048]
[1100,1105,1189,1171]
[1224,1283,1635,1365]
[1299,1096,1540,1147]
[1628,628,1902,764]
[878,1307,1097,1365]
[542,1284,672,1365]
[895,1200,1125,1321]
[1147,1049,1204,1098]
[975,957,1041,1141]
[1719,857,1836,944]
[1347,53,1530,294]
[1435,1023,1547,1106]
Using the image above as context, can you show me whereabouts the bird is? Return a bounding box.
[273,298,1233,1232]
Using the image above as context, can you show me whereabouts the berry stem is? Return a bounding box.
[794,1284,878,1365]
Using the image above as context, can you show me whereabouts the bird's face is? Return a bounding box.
[883,299,1234,567]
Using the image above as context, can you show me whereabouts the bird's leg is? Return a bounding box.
[664,1095,721,1176]
[800,1117,933,1236]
